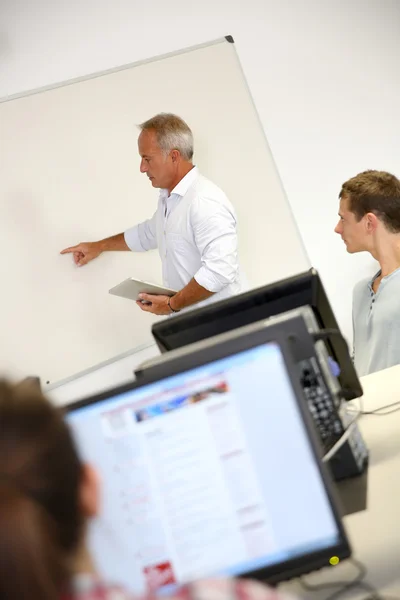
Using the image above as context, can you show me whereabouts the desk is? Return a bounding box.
[281,364,400,599]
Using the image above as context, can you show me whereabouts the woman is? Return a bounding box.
[0,380,292,600]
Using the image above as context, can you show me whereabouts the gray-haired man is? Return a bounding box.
[61,113,243,315]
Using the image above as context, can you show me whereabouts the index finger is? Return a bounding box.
[139,293,158,301]
[60,245,78,254]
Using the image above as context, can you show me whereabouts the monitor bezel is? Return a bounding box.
[66,319,351,587]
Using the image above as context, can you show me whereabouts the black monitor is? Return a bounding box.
[66,319,350,592]
[152,269,362,400]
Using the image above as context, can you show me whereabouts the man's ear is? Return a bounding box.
[365,212,379,233]
[170,149,180,163]
[80,463,100,518]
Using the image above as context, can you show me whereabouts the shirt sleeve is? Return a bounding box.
[124,211,158,252]
[179,578,297,600]
[191,196,239,293]
[67,578,297,600]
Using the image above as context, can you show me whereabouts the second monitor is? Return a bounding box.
[151,269,362,401]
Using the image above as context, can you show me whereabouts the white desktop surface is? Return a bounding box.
[282,363,400,598]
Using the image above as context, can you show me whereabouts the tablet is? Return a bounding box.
[109,278,177,302]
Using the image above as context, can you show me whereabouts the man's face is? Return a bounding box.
[334,196,369,254]
[138,129,175,190]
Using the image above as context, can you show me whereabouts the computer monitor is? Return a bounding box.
[66,320,350,593]
[151,269,362,400]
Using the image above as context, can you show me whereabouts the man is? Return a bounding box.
[334,169,400,376]
[61,113,243,315]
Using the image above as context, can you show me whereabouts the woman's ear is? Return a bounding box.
[80,464,100,518]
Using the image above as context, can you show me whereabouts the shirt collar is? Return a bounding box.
[368,267,400,293]
[368,270,381,289]
[162,166,198,199]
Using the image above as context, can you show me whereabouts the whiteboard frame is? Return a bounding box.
[44,340,156,392]
[2,34,310,391]
[1,36,232,390]
[0,36,231,105]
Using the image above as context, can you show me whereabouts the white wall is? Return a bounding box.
[1,0,399,345]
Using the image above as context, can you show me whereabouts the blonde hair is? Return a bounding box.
[139,113,194,161]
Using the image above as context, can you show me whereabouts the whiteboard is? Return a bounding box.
[0,38,309,384]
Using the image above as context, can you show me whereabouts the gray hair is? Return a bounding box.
[139,113,194,161]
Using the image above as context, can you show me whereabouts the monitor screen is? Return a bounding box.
[66,338,349,593]
[151,269,362,400]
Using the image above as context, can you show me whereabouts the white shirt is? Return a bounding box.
[124,167,244,307]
